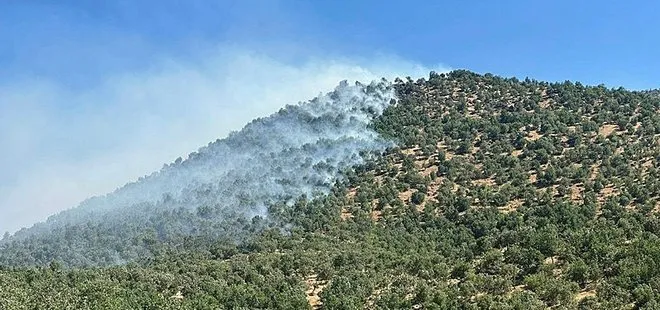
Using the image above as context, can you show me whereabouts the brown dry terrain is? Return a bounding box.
[340,76,660,226]
[335,73,660,305]
[304,274,328,309]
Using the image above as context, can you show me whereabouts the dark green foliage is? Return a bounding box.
[3,71,660,308]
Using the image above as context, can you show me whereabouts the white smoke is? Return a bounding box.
[45,80,395,227]
[0,49,447,234]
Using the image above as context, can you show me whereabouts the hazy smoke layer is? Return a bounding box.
[44,80,395,227]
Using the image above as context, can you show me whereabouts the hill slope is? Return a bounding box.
[0,80,394,266]
[3,71,660,309]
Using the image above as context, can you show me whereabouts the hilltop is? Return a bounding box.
[2,71,660,309]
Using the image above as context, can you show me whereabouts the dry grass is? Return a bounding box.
[538,89,551,108]
[507,285,526,296]
[421,165,438,177]
[539,99,551,109]
[499,199,524,213]
[526,130,543,141]
[642,159,653,170]
[472,177,496,187]
[340,208,353,221]
[427,182,441,201]
[305,275,328,309]
[575,289,596,301]
[571,184,583,202]
[401,147,420,156]
[597,185,618,204]
[543,256,562,265]
[529,173,538,184]
[598,124,618,137]
[589,164,600,180]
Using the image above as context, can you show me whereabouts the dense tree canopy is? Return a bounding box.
[3,71,660,309]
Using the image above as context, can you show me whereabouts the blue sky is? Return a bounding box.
[0,0,659,232]
[2,0,659,89]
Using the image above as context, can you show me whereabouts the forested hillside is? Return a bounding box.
[0,80,394,267]
[3,71,660,309]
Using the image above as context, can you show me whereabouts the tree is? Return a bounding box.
[411,191,426,205]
